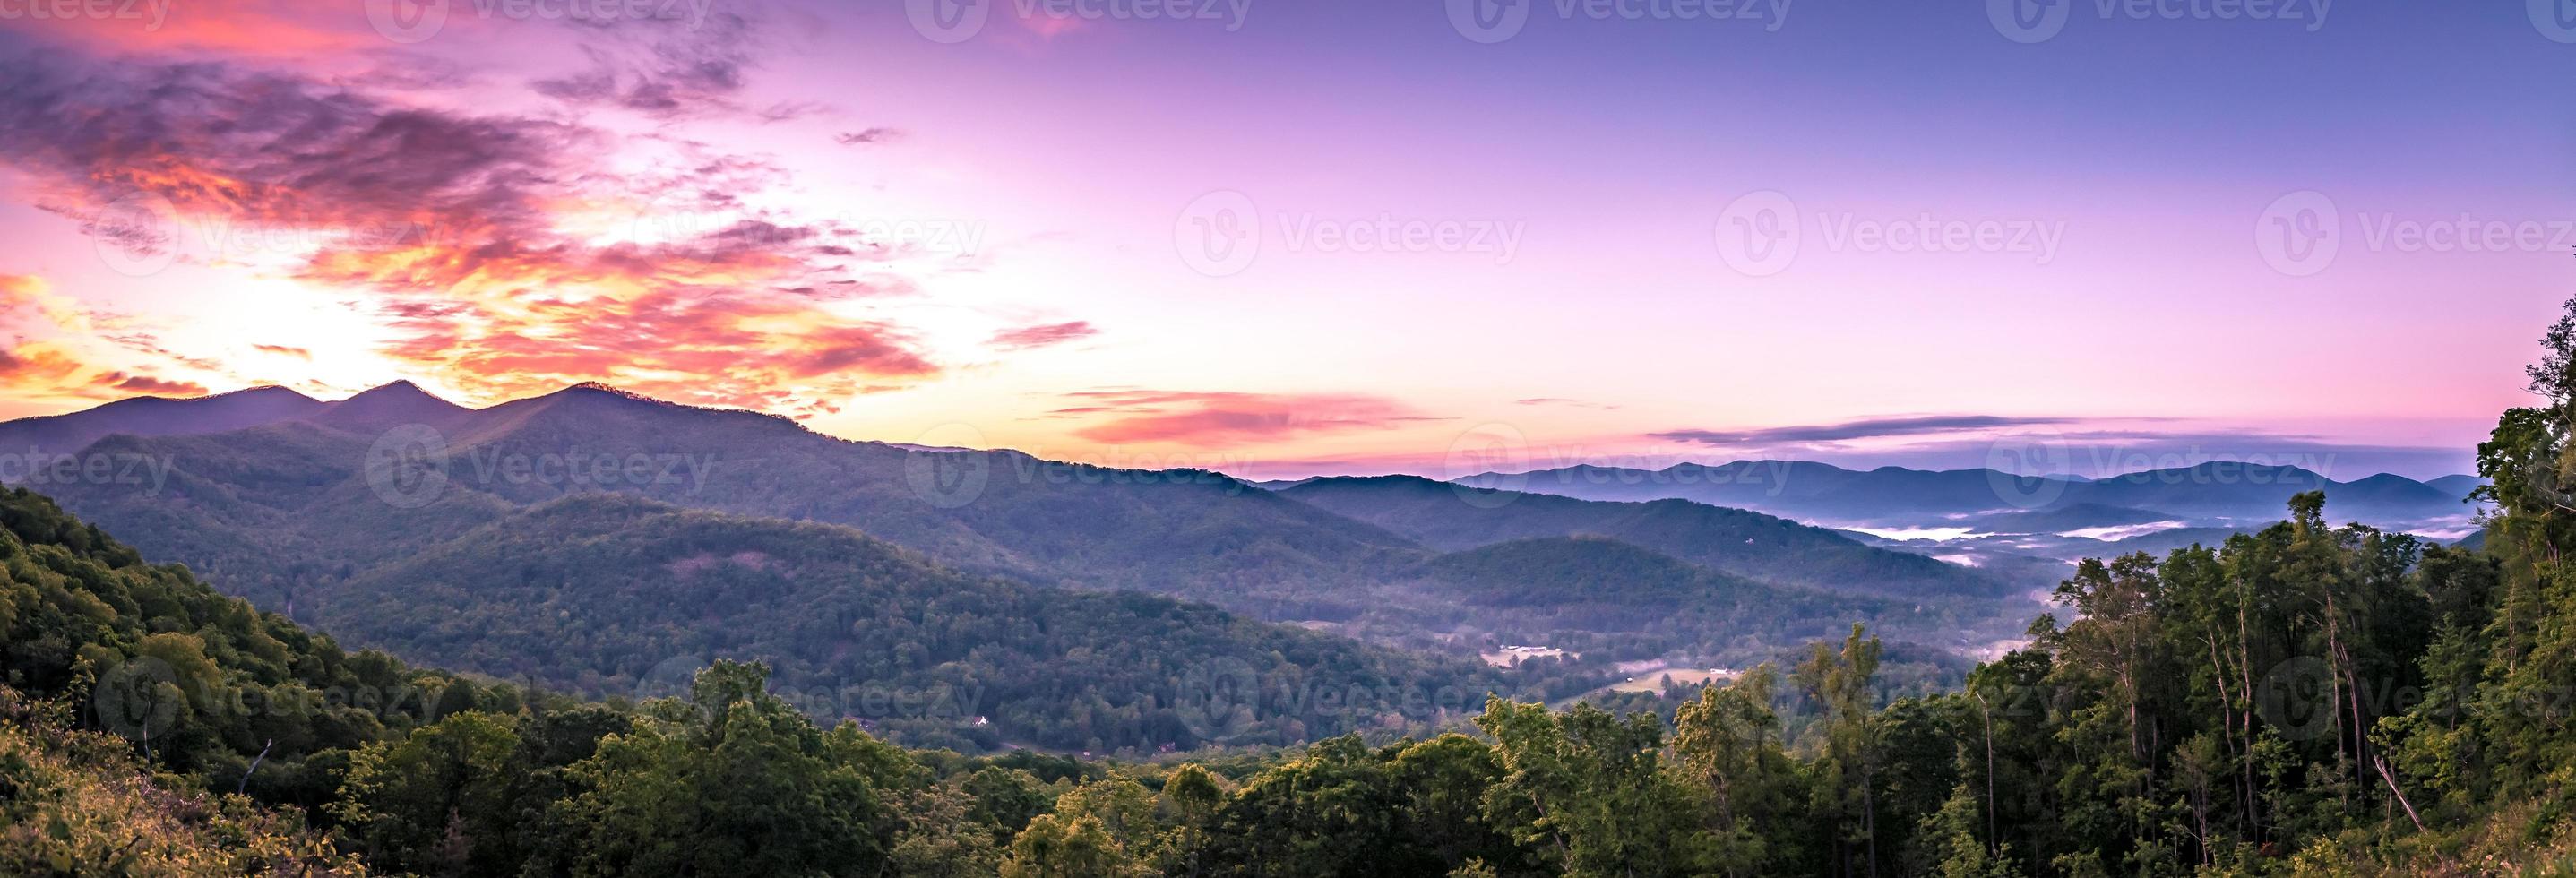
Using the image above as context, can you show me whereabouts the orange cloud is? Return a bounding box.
[2,43,948,416]
[12,0,378,59]
[0,337,206,402]
[0,274,83,331]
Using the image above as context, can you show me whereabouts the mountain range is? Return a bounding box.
[1454,460,2486,564]
[2,382,2044,748]
[1276,474,2008,599]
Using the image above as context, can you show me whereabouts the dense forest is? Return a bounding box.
[19,383,2022,726]
[13,299,2576,874]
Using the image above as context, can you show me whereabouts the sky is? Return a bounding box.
[0,0,2567,481]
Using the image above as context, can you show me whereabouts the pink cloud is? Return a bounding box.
[1060,389,1443,446]
[990,320,1098,351]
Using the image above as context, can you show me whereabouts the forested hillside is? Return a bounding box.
[13,383,1999,734]
[35,383,1426,621]
[320,491,1516,753]
[0,686,364,876]
[1282,474,2011,598]
[14,306,2576,876]
[1403,536,1908,662]
[13,289,2576,876]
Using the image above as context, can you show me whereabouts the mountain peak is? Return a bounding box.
[0,383,326,453]
[547,381,673,406]
[216,384,321,403]
[310,379,469,431]
[342,379,444,400]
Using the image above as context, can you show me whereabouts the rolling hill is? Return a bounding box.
[307,491,1509,752]
[0,384,323,455]
[5,382,2017,702]
[0,480,1512,754]
[21,382,1425,621]
[1459,460,2484,531]
[1279,474,2012,599]
[1405,535,1903,657]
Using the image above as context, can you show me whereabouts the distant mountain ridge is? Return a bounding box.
[8,385,2478,534]
[0,384,324,455]
[13,382,1425,621]
[8,383,2020,692]
[1456,459,2482,531]
[1279,474,2012,599]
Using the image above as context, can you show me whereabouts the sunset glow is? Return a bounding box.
[0,0,2562,479]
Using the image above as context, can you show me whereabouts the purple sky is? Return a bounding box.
[0,0,2565,480]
